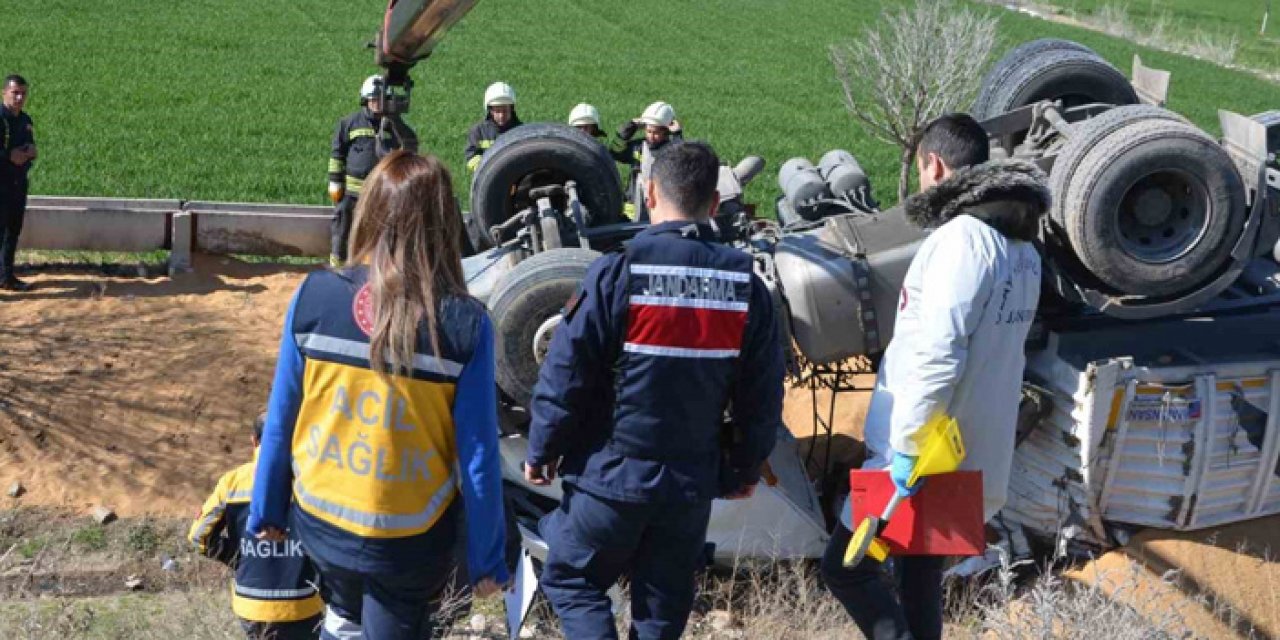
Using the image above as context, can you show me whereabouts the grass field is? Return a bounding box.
[1,0,1277,211]
[1046,0,1280,71]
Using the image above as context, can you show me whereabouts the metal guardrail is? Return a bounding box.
[20,196,332,273]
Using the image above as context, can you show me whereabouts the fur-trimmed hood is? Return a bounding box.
[902,160,1050,241]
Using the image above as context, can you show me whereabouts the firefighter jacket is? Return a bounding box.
[526,221,785,503]
[609,134,683,214]
[248,267,509,585]
[328,108,416,197]
[188,456,323,623]
[464,111,522,172]
[0,108,35,190]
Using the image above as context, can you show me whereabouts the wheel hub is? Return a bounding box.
[1115,169,1210,264]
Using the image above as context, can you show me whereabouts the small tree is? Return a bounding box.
[830,0,998,202]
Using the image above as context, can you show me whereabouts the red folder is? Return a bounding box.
[848,470,985,556]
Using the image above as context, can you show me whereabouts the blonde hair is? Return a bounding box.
[347,150,467,378]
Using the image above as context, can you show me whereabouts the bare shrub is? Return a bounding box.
[1183,30,1240,65]
[830,0,999,202]
[1096,2,1137,39]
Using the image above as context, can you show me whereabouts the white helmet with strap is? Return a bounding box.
[639,101,676,128]
[484,82,516,108]
[568,103,600,127]
[360,75,383,100]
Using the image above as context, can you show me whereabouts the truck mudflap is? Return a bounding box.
[1002,312,1280,554]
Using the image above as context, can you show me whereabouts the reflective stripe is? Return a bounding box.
[629,295,748,312]
[294,332,464,378]
[633,151,642,162]
[327,158,343,173]
[630,264,751,282]
[623,343,740,359]
[344,176,364,190]
[189,509,222,546]
[234,583,318,600]
[226,489,252,503]
[293,470,457,532]
[348,127,376,140]
[478,139,493,149]
[466,155,481,171]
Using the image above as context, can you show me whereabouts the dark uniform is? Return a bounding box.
[463,110,522,173]
[189,458,324,640]
[327,108,417,261]
[0,106,34,284]
[527,221,785,639]
[609,132,681,220]
[249,267,509,640]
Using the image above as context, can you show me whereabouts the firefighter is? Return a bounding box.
[251,151,508,640]
[327,75,418,267]
[610,101,682,220]
[567,103,605,141]
[819,114,1048,640]
[525,141,785,640]
[189,412,323,640]
[464,82,522,173]
[1,75,36,292]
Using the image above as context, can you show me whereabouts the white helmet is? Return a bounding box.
[568,103,600,127]
[360,75,383,100]
[484,82,516,108]
[639,101,676,128]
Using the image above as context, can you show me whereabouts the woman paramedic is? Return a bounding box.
[249,150,508,639]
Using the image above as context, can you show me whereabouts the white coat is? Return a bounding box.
[842,160,1050,528]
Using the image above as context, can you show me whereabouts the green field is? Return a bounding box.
[1048,0,1280,72]
[2,0,1278,211]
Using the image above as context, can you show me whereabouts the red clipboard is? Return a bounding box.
[849,470,985,556]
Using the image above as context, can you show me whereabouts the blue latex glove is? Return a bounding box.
[890,452,922,497]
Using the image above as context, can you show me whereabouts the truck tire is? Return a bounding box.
[973,47,1138,121]
[1059,117,1247,297]
[973,39,1095,118]
[471,123,623,239]
[489,248,601,406]
[1048,105,1189,228]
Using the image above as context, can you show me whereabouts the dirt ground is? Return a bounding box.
[0,259,871,518]
[6,259,1280,639]
[0,257,311,517]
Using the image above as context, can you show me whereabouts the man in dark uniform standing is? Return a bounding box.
[525,141,785,640]
[326,75,418,267]
[610,101,682,221]
[1,75,36,292]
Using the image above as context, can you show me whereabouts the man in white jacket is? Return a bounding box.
[820,114,1050,640]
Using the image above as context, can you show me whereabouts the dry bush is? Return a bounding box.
[830,0,999,202]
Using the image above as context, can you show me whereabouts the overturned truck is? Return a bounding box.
[455,37,1280,562]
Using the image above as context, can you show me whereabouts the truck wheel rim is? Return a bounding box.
[1114,168,1210,264]
[533,315,562,365]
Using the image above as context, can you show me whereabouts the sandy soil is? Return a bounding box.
[0,258,872,518]
[4,259,1280,636]
[1067,516,1280,638]
[0,257,310,517]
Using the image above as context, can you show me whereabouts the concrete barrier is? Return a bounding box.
[189,210,330,257]
[18,196,334,270]
[20,197,180,253]
[184,201,330,257]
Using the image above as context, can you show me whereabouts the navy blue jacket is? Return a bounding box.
[527,221,784,503]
